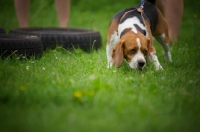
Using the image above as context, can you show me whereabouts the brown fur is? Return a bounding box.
[107,19,118,45]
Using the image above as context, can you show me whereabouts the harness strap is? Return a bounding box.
[119,9,136,22]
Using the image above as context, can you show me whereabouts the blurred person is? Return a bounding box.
[156,0,184,42]
[14,0,70,28]
[141,0,184,41]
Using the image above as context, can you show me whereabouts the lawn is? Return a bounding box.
[0,0,200,132]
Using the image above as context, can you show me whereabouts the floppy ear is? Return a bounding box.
[146,38,151,62]
[112,39,124,67]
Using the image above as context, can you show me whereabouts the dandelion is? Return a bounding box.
[89,74,96,80]
[16,57,20,60]
[141,74,144,78]
[20,85,26,91]
[54,54,58,59]
[26,66,29,70]
[193,14,197,18]
[74,91,82,99]
[70,79,75,84]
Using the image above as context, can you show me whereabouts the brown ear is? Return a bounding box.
[146,38,151,62]
[112,40,124,67]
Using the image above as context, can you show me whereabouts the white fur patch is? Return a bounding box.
[136,38,141,48]
[118,17,146,37]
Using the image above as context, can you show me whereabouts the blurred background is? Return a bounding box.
[0,0,199,45]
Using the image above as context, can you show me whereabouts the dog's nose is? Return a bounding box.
[138,60,145,68]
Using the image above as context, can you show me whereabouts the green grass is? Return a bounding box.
[0,0,200,132]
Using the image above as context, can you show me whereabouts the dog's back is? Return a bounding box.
[108,2,158,37]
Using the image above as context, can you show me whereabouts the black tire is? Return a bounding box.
[0,34,43,58]
[0,28,6,34]
[9,27,102,52]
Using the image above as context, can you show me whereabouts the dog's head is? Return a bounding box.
[112,31,150,70]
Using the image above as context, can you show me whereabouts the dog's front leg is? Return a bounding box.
[106,44,113,68]
[150,52,163,70]
[106,31,120,68]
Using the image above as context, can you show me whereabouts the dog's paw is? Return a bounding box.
[107,62,113,69]
[154,62,163,70]
[155,65,163,71]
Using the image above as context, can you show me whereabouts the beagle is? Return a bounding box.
[106,0,172,70]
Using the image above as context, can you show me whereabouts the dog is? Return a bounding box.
[106,0,172,70]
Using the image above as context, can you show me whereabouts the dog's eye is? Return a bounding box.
[129,49,137,54]
[143,50,148,55]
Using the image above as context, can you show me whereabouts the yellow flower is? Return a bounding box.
[74,91,82,99]
[26,66,29,70]
[20,85,26,91]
